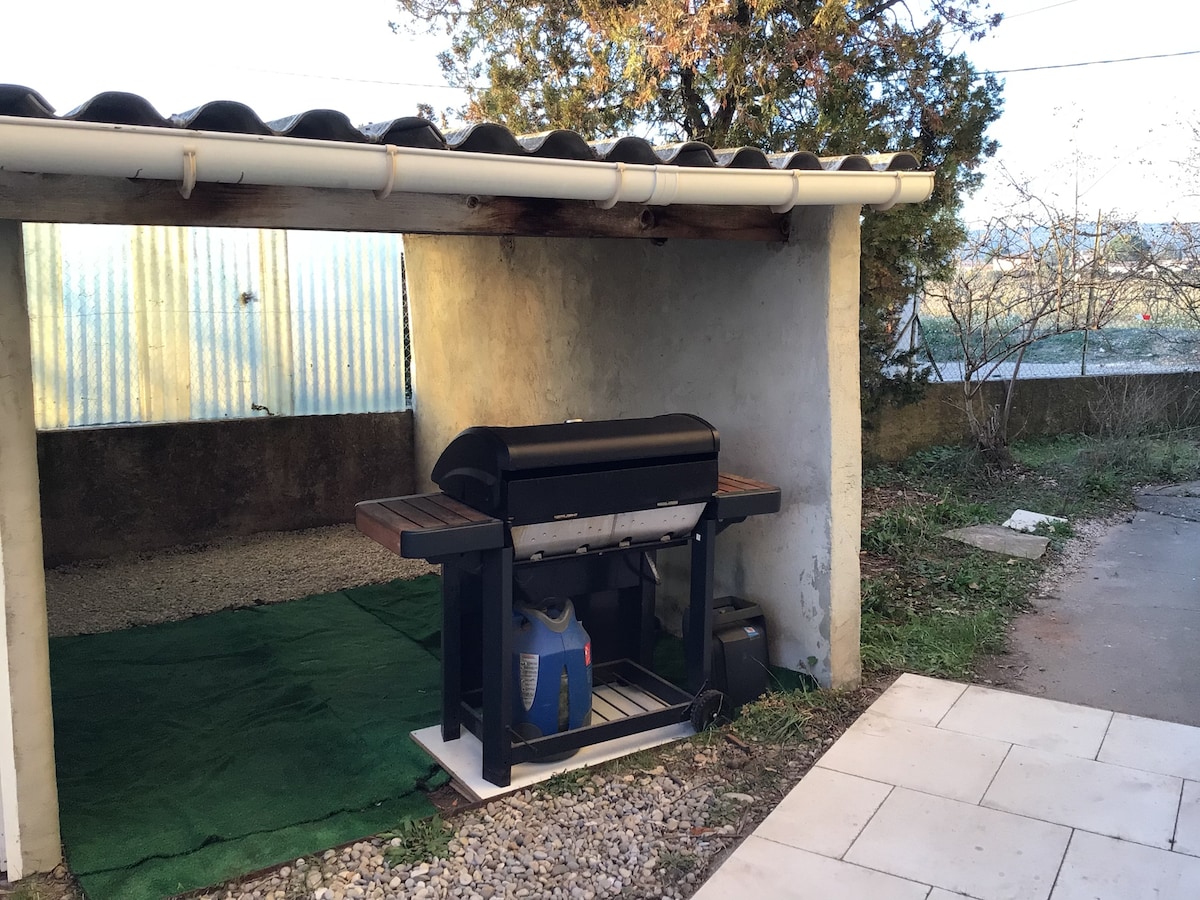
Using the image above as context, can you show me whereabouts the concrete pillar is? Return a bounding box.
[404,206,862,688]
[0,220,62,877]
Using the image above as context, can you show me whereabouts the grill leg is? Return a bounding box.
[481,546,514,787]
[441,563,463,743]
[687,519,717,693]
[636,551,658,668]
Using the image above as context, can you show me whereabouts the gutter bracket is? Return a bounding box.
[375,145,400,200]
[179,150,197,200]
[596,162,626,210]
[870,172,905,211]
[769,170,801,214]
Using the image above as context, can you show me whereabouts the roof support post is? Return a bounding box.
[796,204,864,690]
[0,219,62,878]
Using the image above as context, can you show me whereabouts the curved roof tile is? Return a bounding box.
[443,123,527,155]
[767,151,824,171]
[361,117,448,149]
[515,130,596,161]
[0,84,55,118]
[172,101,273,135]
[64,91,170,128]
[712,148,773,170]
[0,85,923,173]
[267,110,367,143]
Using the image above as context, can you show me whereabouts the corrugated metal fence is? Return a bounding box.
[23,224,408,428]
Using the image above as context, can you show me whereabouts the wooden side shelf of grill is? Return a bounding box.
[356,492,504,559]
[710,473,782,521]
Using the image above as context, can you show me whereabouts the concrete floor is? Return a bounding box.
[696,674,1200,900]
[1002,490,1200,726]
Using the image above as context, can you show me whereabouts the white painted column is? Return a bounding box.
[405,207,863,687]
[0,220,62,878]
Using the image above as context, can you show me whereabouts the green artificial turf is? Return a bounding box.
[50,575,448,900]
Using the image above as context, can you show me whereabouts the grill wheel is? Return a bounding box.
[689,689,726,732]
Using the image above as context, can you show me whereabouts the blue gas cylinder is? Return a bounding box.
[512,600,593,742]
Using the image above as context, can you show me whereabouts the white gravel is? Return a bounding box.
[200,764,743,900]
[1029,511,1129,601]
[45,525,434,637]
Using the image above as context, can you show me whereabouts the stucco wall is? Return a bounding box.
[38,411,415,565]
[404,207,863,687]
[866,373,1200,463]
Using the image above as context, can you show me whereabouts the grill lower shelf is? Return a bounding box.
[459,659,694,765]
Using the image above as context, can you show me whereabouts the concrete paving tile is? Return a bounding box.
[939,686,1112,758]
[845,787,1071,900]
[1098,713,1200,781]
[692,835,931,900]
[755,767,892,858]
[928,891,983,900]
[1051,830,1200,899]
[982,745,1181,849]
[868,673,967,726]
[816,711,1010,804]
[1172,780,1200,858]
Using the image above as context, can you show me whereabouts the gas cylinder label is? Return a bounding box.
[519,653,539,711]
[584,642,592,666]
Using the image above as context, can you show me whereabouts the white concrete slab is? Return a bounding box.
[1098,713,1200,781]
[868,673,967,726]
[939,685,1112,758]
[845,787,1071,900]
[754,767,892,859]
[982,745,1181,849]
[693,835,931,900]
[693,676,1200,900]
[1051,830,1200,899]
[816,710,1010,803]
[410,721,694,801]
[1172,780,1200,858]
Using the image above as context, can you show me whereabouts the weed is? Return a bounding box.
[379,816,452,868]
[658,850,697,877]
[733,690,825,744]
[539,770,587,796]
[706,797,740,827]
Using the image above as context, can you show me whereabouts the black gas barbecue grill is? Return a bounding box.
[357,414,780,787]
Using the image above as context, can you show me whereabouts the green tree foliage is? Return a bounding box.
[394,0,1004,408]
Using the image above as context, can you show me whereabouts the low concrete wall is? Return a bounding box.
[37,412,415,565]
[866,373,1200,463]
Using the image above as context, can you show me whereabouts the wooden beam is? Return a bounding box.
[0,172,789,242]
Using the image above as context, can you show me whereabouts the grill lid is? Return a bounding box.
[431,414,720,523]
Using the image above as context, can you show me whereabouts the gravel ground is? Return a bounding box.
[199,768,738,900]
[193,683,883,900]
[45,525,434,637]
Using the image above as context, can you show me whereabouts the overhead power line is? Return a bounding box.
[985,47,1200,74]
[1003,0,1081,20]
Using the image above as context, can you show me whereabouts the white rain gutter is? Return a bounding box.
[0,116,933,212]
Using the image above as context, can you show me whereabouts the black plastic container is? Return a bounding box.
[710,597,769,707]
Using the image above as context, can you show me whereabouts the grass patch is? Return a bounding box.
[861,432,1200,678]
[379,816,452,867]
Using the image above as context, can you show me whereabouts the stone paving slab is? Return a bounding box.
[695,674,1200,900]
[942,524,1050,559]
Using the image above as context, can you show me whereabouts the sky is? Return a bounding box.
[4,0,1198,223]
